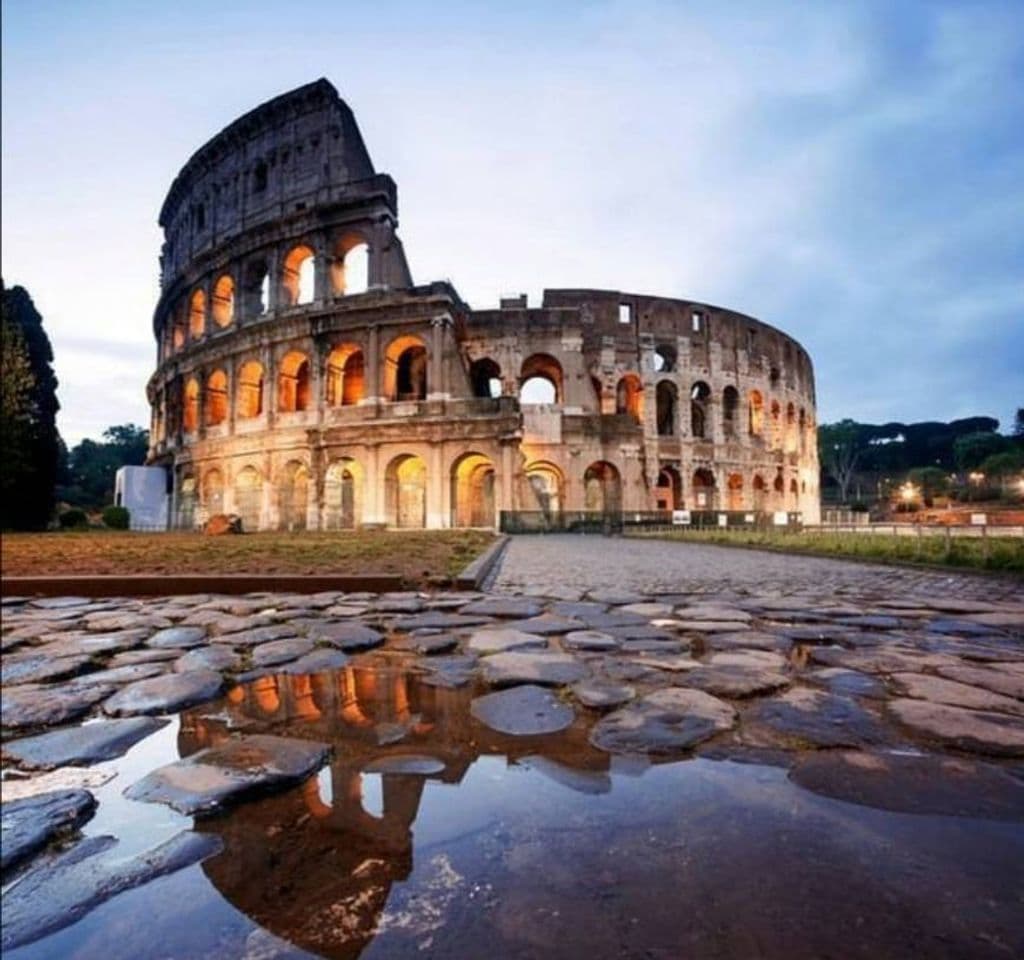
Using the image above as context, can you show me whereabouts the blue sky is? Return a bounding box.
[2,0,1022,444]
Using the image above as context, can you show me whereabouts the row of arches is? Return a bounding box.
[653,466,806,511]
[165,237,370,356]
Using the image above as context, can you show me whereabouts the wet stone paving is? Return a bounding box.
[1,538,1023,959]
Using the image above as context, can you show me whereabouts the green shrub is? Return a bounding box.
[59,508,89,529]
[102,505,130,529]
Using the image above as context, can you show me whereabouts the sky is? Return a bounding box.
[2,0,1022,445]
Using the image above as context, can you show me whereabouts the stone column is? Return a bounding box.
[313,232,329,305]
[427,443,445,529]
[364,324,381,403]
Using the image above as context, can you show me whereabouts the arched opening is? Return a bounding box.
[171,308,186,352]
[526,462,563,516]
[470,358,502,399]
[237,360,264,419]
[330,236,369,296]
[653,344,676,373]
[749,390,765,436]
[786,402,797,452]
[243,259,270,316]
[656,381,677,436]
[183,378,200,434]
[325,345,365,406]
[655,466,683,511]
[278,351,311,413]
[691,381,711,439]
[520,354,563,405]
[789,477,799,508]
[727,473,744,511]
[324,458,362,530]
[616,374,643,422]
[203,469,224,517]
[799,407,808,453]
[583,461,622,514]
[722,386,739,437]
[451,452,496,527]
[282,245,316,306]
[188,290,206,340]
[770,400,782,449]
[234,466,263,531]
[177,476,197,529]
[773,470,785,506]
[384,335,427,402]
[752,474,767,511]
[205,369,228,426]
[692,468,716,509]
[385,454,427,528]
[278,461,309,532]
[211,275,234,328]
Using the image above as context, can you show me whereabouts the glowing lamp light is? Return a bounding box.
[899,482,917,503]
[968,471,985,485]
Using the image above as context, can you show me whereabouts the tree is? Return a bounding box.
[1,281,61,529]
[61,423,150,509]
[907,466,950,505]
[818,420,861,503]
[980,449,1024,478]
[953,431,1007,471]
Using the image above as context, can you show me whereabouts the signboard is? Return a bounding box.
[672,510,691,525]
[971,513,987,526]
[744,513,755,523]
[696,492,708,507]
[773,511,789,526]
[718,513,729,528]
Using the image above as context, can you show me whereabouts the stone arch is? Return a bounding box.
[324,458,363,530]
[278,351,311,413]
[205,369,228,426]
[773,469,785,500]
[171,304,187,352]
[583,460,622,513]
[656,381,678,436]
[243,257,270,316]
[722,385,740,437]
[451,452,496,528]
[727,472,744,511]
[770,399,783,449]
[470,358,502,399]
[653,344,676,373]
[278,460,310,531]
[752,474,767,511]
[520,354,563,405]
[384,335,427,401]
[211,275,235,328]
[691,381,711,439]
[749,390,765,436]
[234,465,263,531]
[616,374,643,422]
[330,233,370,296]
[525,461,563,516]
[183,377,200,434]
[281,244,316,306]
[789,477,799,508]
[188,289,206,340]
[237,360,264,419]
[655,465,683,510]
[203,468,224,516]
[177,475,197,529]
[385,454,427,528]
[786,402,797,452]
[325,344,365,406]
[692,468,716,509]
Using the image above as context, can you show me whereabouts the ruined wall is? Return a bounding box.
[149,80,820,531]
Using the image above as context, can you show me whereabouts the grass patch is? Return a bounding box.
[628,528,1024,574]
[1,529,495,584]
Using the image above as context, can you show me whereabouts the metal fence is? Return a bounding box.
[499,510,803,534]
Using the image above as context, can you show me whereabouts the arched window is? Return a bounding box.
[470,358,502,399]
[330,235,369,296]
[211,275,234,328]
[281,244,315,306]
[384,335,428,401]
[324,458,362,529]
[583,461,622,513]
[385,454,427,528]
[752,474,767,510]
[691,381,711,439]
[722,386,739,437]
[183,378,200,433]
[451,452,496,527]
[656,381,677,436]
[188,290,206,340]
[237,360,265,419]
[234,466,263,531]
[243,259,270,316]
[526,462,563,516]
[727,473,744,511]
[171,306,187,352]
[616,374,643,422]
[520,354,563,405]
[325,345,364,406]
[749,390,765,436]
[655,466,683,510]
[278,351,311,412]
[774,470,785,494]
[653,344,676,373]
[278,461,309,531]
[692,468,716,509]
[770,400,782,449]
[205,369,228,426]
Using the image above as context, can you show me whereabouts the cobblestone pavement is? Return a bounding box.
[493,534,1024,602]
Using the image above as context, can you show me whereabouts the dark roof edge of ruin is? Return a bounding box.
[158,78,343,227]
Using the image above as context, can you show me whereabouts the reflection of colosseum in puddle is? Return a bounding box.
[149,78,820,531]
[179,666,610,958]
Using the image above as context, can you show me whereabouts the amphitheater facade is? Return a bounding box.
[147,79,820,532]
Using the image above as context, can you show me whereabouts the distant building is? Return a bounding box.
[147,79,819,531]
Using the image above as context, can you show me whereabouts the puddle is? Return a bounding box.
[7,663,1024,959]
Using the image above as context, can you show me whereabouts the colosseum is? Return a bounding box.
[147,78,820,532]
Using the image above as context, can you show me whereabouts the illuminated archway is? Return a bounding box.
[616,374,643,423]
[655,466,683,511]
[451,452,496,527]
[237,360,264,419]
[526,461,563,516]
[692,468,716,509]
[384,335,427,401]
[324,458,363,529]
[385,454,427,528]
[278,351,311,412]
[325,345,365,406]
[278,461,309,531]
[330,235,369,296]
[183,377,200,434]
[205,370,228,426]
[234,466,263,531]
[727,473,744,511]
[211,275,234,327]
[520,354,563,405]
[188,290,206,340]
[281,244,315,306]
[583,461,621,513]
[749,390,765,436]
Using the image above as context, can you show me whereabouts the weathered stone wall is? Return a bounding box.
[148,79,820,531]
